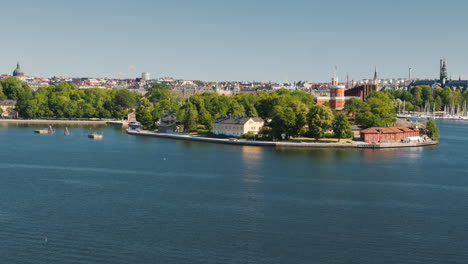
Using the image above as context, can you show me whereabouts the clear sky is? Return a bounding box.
[2,0,468,82]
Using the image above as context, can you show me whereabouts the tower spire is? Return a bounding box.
[440,59,448,87]
[373,66,378,85]
[331,65,338,86]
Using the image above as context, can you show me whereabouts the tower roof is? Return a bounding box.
[13,62,24,77]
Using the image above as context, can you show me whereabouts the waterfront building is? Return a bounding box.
[158,112,178,133]
[360,126,419,143]
[0,100,18,118]
[212,116,264,137]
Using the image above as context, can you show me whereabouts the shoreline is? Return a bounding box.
[126,129,439,149]
[0,119,109,125]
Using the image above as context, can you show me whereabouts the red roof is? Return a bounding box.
[360,126,419,134]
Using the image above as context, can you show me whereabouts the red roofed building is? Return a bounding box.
[360,126,420,143]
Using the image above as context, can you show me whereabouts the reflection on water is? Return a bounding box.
[274,148,356,160]
[240,145,264,182]
[275,146,427,164]
[239,146,264,259]
[361,147,424,161]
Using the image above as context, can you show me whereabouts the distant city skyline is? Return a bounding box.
[2,0,468,82]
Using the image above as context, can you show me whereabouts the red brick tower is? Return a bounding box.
[329,77,345,110]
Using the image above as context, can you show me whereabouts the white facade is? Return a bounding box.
[141,72,150,81]
[212,117,264,137]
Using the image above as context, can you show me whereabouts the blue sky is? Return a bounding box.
[2,0,468,82]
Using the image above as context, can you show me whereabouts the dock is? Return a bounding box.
[34,126,54,134]
[34,130,51,134]
[88,134,103,139]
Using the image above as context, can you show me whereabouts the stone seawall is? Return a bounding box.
[126,129,439,149]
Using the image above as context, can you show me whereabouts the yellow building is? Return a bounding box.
[0,100,18,118]
[212,116,264,137]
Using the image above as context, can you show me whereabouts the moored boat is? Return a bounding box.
[128,121,142,130]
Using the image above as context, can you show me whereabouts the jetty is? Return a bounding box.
[34,129,51,134]
[34,126,54,134]
[126,129,438,149]
[106,121,130,127]
[88,133,103,139]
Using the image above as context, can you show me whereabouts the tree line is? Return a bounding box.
[384,85,468,112]
[0,77,138,119]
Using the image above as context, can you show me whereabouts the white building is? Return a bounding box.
[212,116,264,137]
[141,72,150,81]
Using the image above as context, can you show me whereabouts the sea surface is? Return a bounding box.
[0,121,467,264]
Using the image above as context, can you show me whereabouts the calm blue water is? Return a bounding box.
[0,121,467,264]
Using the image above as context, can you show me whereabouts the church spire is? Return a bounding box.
[373,66,378,85]
[440,59,448,87]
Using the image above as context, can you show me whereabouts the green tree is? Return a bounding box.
[269,105,296,139]
[136,97,154,128]
[333,113,353,141]
[178,102,198,132]
[367,97,395,126]
[421,85,434,103]
[291,90,315,107]
[152,99,178,121]
[147,83,172,103]
[0,82,5,99]
[232,93,259,116]
[110,89,137,119]
[17,99,39,118]
[426,119,439,140]
[197,107,213,130]
[410,86,423,107]
[255,92,280,119]
[307,104,333,140]
[355,111,386,128]
[344,98,369,119]
[227,98,246,116]
[1,77,30,100]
